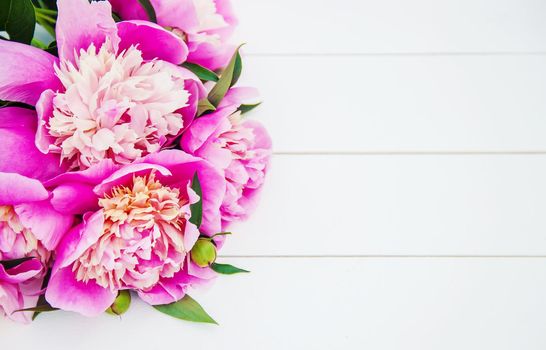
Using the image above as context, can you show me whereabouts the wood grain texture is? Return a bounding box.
[239,55,546,153]
[2,258,546,350]
[233,0,546,54]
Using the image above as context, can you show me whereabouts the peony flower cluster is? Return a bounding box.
[0,0,270,324]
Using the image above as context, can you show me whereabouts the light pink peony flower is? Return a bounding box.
[181,88,272,226]
[109,0,237,70]
[0,0,205,171]
[0,107,74,323]
[44,150,225,316]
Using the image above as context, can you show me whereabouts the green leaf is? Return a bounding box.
[153,294,217,324]
[182,62,219,82]
[15,293,59,321]
[15,304,59,314]
[238,102,261,114]
[111,11,121,22]
[0,100,35,109]
[208,46,243,107]
[211,262,250,275]
[137,0,157,23]
[106,290,131,316]
[0,257,33,269]
[231,50,243,87]
[0,0,36,44]
[189,172,202,228]
[196,98,216,117]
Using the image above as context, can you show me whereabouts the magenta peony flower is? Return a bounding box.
[0,107,74,323]
[181,88,272,225]
[0,0,205,171]
[44,150,225,316]
[109,0,237,70]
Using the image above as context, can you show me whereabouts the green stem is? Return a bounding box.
[35,12,56,24]
[34,7,57,16]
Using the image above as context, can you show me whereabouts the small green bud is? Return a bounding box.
[106,290,131,316]
[190,239,217,267]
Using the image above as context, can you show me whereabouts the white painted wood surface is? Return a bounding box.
[234,0,546,54]
[3,259,546,350]
[225,154,546,256]
[241,55,546,152]
[2,0,546,349]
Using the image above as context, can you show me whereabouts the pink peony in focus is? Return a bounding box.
[0,107,73,323]
[0,0,205,171]
[44,150,225,316]
[109,0,237,70]
[181,88,271,225]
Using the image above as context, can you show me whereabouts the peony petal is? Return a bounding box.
[14,201,74,251]
[0,259,43,284]
[110,0,199,31]
[45,159,119,188]
[0,107,66,181]
[183,221,200,252]
[0,173,49,205]
[138,150,226,234]
[93,163,172,197]
[0,41,61,105]
[117,20,188,64]
[53,211,105,269]
[0,264,43,324]
[50,183,100,215]
[56,0,120,63]
[45,265,116,317]
[137,265,198,305]
[244,120,273,150]
[180,106,233,153]
[137,281,185,305]
[218,87,260,109]
[35,89,58,154]
[187,41,235,71]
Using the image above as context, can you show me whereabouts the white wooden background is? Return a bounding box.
[3,0,546,348]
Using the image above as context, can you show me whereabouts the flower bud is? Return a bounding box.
[106,290,131,316]
[190,239,217,267]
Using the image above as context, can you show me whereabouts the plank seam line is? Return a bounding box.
[246,52,546,57]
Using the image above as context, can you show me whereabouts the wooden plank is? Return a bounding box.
[233,0,546,54]
[240,55,546,152]
[223,154,546,256]
[2,258,546,349]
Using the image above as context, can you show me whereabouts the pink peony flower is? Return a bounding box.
[181,88,272,225]
[44,150,225,316]
[0,259,44,324]
[0,0,205,171]
[109,0,237,70]
[0,107,74,323]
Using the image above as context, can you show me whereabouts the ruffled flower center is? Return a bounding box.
[171,0,228,47]
[48,42,190,169]
[0,206,50,263]
[216,112,270,220]
[192,0,228,32]
[73,173,192,291]
[219,112,257,160]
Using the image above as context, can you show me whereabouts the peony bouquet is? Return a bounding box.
[0,0,270,324]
